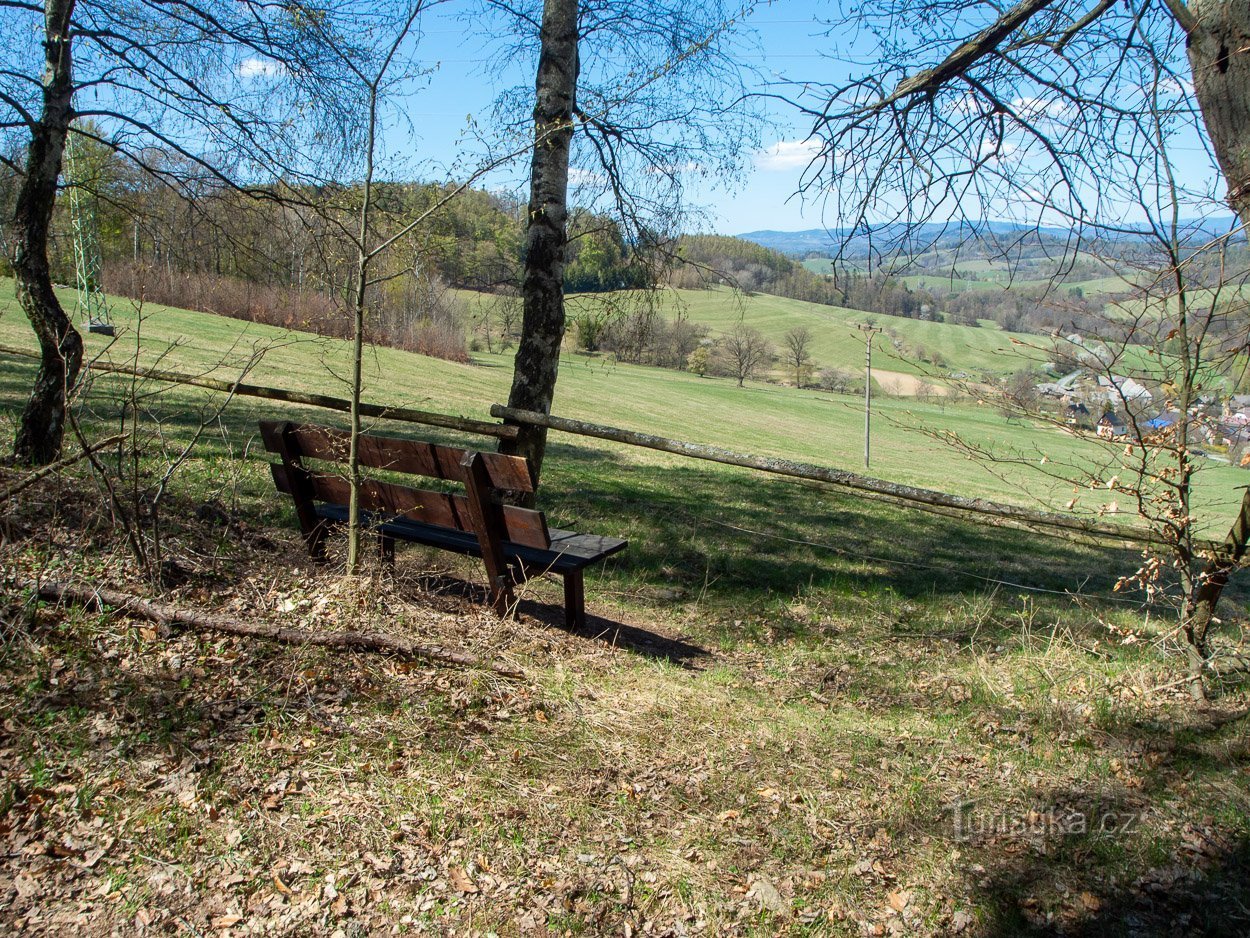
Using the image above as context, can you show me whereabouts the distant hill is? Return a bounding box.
[737,221,1077,258]
[737,217,1242,260]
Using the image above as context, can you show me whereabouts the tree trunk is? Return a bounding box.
[1187,1,1250,228]
[12,0,82,466]
[1180,488,1250,697]
[501,0,579,491]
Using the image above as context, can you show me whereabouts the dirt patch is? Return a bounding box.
[872,368,952,396]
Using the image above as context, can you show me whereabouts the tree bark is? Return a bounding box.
[1180,487,1250,697]
[1187,0,1250,228]
[11,0,83,466]
[501,0,579,492]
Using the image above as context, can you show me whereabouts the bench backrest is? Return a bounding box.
[258,420,551,549]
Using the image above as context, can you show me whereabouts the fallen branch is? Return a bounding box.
[18,578,525,680]
[0,434,127,502]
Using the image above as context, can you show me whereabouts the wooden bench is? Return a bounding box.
[258,420,627,627]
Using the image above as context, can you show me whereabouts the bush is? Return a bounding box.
[817,367,859,393]
[102,262,468,363]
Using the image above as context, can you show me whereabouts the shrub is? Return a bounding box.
[102,262,468,363]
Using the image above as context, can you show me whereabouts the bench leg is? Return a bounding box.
[563,570,586,630]
[306,519,331,563]
[378,533,395,565]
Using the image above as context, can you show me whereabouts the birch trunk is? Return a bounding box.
[501,0,579,491]
[12,0,83,466]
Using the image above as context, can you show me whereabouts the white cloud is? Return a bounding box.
[1010,96,1073,122]
[568,167,607,186]
[754,139,823,171]
[237,57,284,79]
[978,139,1019,162]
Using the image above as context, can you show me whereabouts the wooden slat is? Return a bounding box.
[546,529,629,562]
[313,508,626,574]
[265,423,330,558]
[274,465,550,549]
[460,451,514,615]
[501,504,551,549]
[258,420,288,457]
[259,421,534,492]
[271,461,293,495]
[301,473,466,530]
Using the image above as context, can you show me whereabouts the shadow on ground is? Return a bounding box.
[396,569,712,668]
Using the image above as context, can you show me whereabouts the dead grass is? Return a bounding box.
[1,463,1249,937]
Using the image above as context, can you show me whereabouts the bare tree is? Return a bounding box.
[492,0,763,485]
[498,0,580,485]
[1,0,368,464]
[791,0,1250,693]
[794,0,1250,236]
[324,2,428,574]
[782,325,813,388]
[8,0,81,465]
[719,324,773,387]
[292,2,548,573]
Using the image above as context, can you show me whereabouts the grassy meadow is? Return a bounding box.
[2,279,1247,529]
[480,285,1045,380]
[2,280,1249,936]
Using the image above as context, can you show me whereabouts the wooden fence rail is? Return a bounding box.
[0,342,1221,552]
[491,404,1219,552]
[0,344,516,440]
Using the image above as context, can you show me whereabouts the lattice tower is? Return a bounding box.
[63,130,114,336]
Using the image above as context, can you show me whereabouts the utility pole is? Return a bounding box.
[858,323,881,468]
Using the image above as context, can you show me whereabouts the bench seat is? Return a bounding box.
[260,420,627,627]
[315,503,628,574]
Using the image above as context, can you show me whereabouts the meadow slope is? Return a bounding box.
[1,279,1246,531]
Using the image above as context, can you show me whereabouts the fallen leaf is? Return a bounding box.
[887,890,910,912]
[1079,891,1102,912]
[449,866,479,895]
[744,877,787,915]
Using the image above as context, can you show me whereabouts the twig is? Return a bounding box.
[16,577,526,680]
[0,434,126,502]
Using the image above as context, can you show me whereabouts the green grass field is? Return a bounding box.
[555,286,1040,379]
[3,286,1249,937]
[2,278,1246,532]
[804,250,1137,295]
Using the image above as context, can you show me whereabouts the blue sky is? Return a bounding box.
[372,2,835,234]
[356,0,1224,237]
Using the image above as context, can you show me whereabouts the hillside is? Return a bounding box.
[740,217,1241,258]
[4,281,1250,938]
[2,279,1245,528]
[551,286,1041,380]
